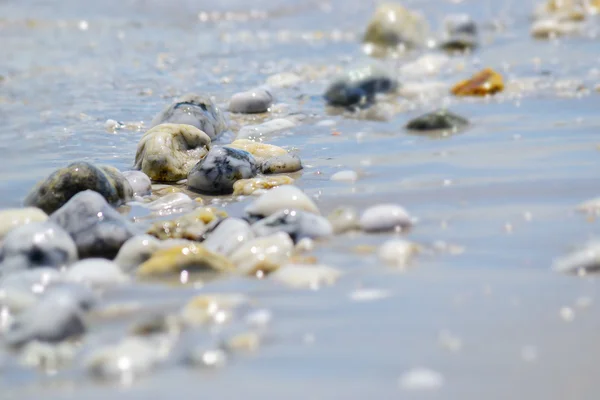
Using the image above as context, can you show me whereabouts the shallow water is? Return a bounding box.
[2,0,600,398]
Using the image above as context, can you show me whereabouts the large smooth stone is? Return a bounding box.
[359,204,414,232]
[24,162,133,214]
[0,208,48,240]
[187,146,258,194]
[122,171,152,196]
[252,210,333,242]
[134,123,211,182]
[233,175,294,196]
[146,207,226,240]
[150,94,229,140]
[50,190,139,259]
[229,232,294,275]
[270,263,342,289]
[229,88,274,114]
[324,65,398,107]
[0,222,78,273]
[136,244,235,277]
[202,218,255,256]
[236,118,297,141]
[245,185,319,217]
[65,259,128,287]
[363,3,430,50]
[4,284,95,347]
[405,109,469,132]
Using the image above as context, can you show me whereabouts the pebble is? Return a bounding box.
[378,239,420,268]
[23,162,133,214]
[363,3,430,51]
[233,175,294,196]
[236,118,298,141]
[187,146,258,194]
[136,243,235,277]
[134,123,212,182]
[259,153,303,174]
[0,222,78,273]
[4,285,94,347]
[553,241,600,274]
[122,171,152,196]
[245,185,320,217]
[229,88,273,114]
[229,232,294,276]
[115,235,193,273]
[0,208,48,240]
[330,170,358,182]
[327,207,360,234]
[50,190,139,259]
[141,192,194,212]
[65,259,128,287]
[405,109,469,132]
[270,263,342,289]
[180,293,249,327]
[150,93,229,140]
[324,65,398,107]
[531,17,582,38]
[202,218,255,256]
[146,207,226,240]
[252,209,333,242]
[228,139,287,161]
[360,204,414,232]
[19,341,78,371]
[440,14,478,51]
[266,72,302,88]
[399,367,445,391]
[451,68,504,97]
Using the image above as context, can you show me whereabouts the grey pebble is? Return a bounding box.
[324,65,398,107]
[202,218,255,256]
[122,170,152,196]
[229,88,273,114]
[252,209,333,243]
[259,153,303,174]
[405,109,469,132]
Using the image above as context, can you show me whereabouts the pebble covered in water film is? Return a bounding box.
[229,87,273,114]
[360,204,414,232]
[245,185,319,217]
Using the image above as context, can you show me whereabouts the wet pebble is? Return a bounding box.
[360,204,413,232]
[233,175,294,196]
[399,81,448,100]
[229,88,273,114]
[24,162,132,214]
[136,244,234,277]
[331,170,358,182]
[230,232,294,276]
[0,208,48,240]
[553,241,600,274]
[378,239,419,268]
[141,192,194,212]
[252,209,333,242]
[440,14,478,51]
[50,190,139,259]
[260,154,303,174]
[65,259,128,287]
[325,65,398,107]
[451,68,504,97]
[327,207,360,234]
[146,207,226,240]
[150,93,228,140]
[134,123,211,182]
[0,222,78,273]
[270,263,342,289]
[203,218,255,256]
[363,3,430,52]
[236,118,298,141]
[188,146,258,194]
[245,185,319,217]
[405,109,469,132]
[399,54,449,78]
[0,268,63,311]
[19,341,78,371]
[115,235,193,273]
[531,17,582,38]
[180,293,249,327]
[122,171,152,197]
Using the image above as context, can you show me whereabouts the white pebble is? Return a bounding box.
[245,185,320,217]
[229,88,273,114]
[65,259,129,287]
[270,264,342,289]
[378,239,419,268]
[360,204,414,232]
[330,170,358,182]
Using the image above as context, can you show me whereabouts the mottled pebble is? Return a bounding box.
[230,232,294,276]
[136,244,234,277]
[330,170,358,182]
[270,263,342,289]
[236,118,297,141]
[266,72,302,88]
[122,171,152,196]
[0,208,48,240]
[233,175,294,196]
[259,154,303,174]
[405,109,469,132]
[203,218,255,256]
[360,204,414,232]
[50,190,139,259]
[378,239,420,267]
[327,207,360,234]
[229,88,273,114]
[146,207,226,240]
[150,93,228,140]
[324,65,397,107]
[245,185,319,217]
[0,222,77,273]
[65,259,128,287]
[252,209,333,242]
[228,139,287,161]
[134,123,211,182]
[188,146,258,194]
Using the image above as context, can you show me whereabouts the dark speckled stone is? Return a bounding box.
[405,109,469,132]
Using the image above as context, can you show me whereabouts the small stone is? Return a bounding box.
[229,88,273,114]
[229,233,294,276]
[266,72,302,88]
[134,123,211,182]
[378,239,419,267]
[19,341,78,371]
[270,263,342,289]
[24,162,132,214]
[129,313,181,336]
[0,208,48,240]
[327,207,360,234]
[104,119,124,133]
[331,170,358,182]
[202,218,255,256]
[141,192,194,212]
[228,139,287,161]
[405,109,469,132]
[136,244,235,278]
[440,14,478,51]
[399,54,450,78]
[451,68,504,96]
[245,185,319,217]
[122,171,152,196]
[180,293,249,326]
[115,235,192,273]
[259,154,303,174]
[553,241,600,274]
[0,222,78,273]
[150,94,229,140]
[363,3,430,51]
[324,65,398,107]
[65,259,128,287]
[187,146,258,194]
[399,367,444,391]
[146,207,226,240]
[233,175,294,196]
[236,118,297,141]
[50,190,139,259]
[252,209,333,242]
[360,204,414,232]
